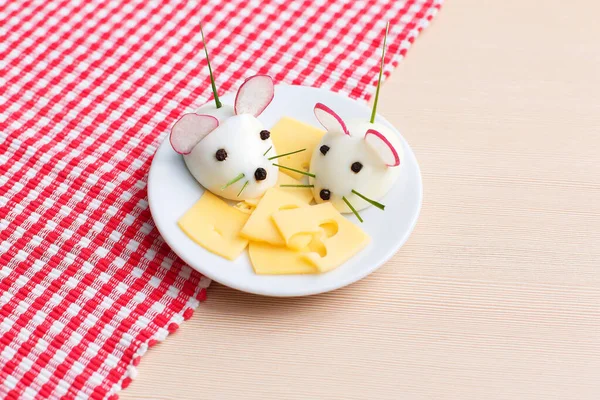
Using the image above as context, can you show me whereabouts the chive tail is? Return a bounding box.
[221,173,245,190]
[280,184,314,188]
[272,163,316,178]
[342,196,363,223]
[370,21,389,124]
[268,148,306,160]
[200,23,222,109]
[351,189,385,210]
[237,180,249,197]
[263,145,272,156]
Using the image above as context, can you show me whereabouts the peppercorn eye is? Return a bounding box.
[215,149,227,161]
[260,130,270,140]
[351,162,363,173]
[320,145,330,155]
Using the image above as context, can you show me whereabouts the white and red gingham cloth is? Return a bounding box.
[0,0,441,398]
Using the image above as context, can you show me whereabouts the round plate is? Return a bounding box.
[148,85,422,297]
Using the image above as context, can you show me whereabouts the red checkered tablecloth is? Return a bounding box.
[0,0,441,398]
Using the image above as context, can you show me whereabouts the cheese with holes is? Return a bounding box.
[272,202,370,272]
[270,117,325,180]
[178,191,249,260]
[240,188,308,245]
[241,173,313,212]
[249,242,317,275]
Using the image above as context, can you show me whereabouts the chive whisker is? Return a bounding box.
[272,163,316,178]
[221,172,245,190]
[342,196,363,223]
[280,184,314,188]
[370,21,389,124]
[237,180,249,197]
[263,146,272,156]
[351,189,385,210]
[268,148,306,160]
[200,23,222,109]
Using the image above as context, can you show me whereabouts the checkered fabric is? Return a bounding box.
[0,0,441,398]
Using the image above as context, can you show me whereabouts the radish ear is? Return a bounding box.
[170,114,219,154]
[234,75,274,117]
[314,103,349,135]
[365,128,400,167]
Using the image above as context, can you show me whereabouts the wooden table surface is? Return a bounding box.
[122,1,600,399]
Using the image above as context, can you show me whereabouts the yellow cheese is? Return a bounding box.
[178,191,249,260]
[270,117,325,180]
[248,242,317,275]
[241,173,313,212]
[272,203,370,272]
[233,201,255,214]
[243,198,260,207]
[240,188,308,245]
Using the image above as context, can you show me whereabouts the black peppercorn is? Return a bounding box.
[320,145,330,155]
[351,161,363,173]
[254,167,267,181]
[260,130,270,140]
[319,189,331,200]
[215,149,227,161]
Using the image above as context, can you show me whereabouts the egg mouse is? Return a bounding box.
[308,22,403,218]
[168,25,279,199]
[308,103,403,216]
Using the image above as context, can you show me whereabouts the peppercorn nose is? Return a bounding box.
[254,167,267,181]
[319,189,331,200]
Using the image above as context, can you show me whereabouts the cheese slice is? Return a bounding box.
[272,202,370,272]
[178,191,249,260]
[249,242,317,275]
[241,173,313,213]
[270,117,325,180]
[240,188,308,245]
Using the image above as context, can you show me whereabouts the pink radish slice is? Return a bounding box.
[234,75,274,117]
[314,103,349,135]
[364,128,400,167]
[170,114,219,154]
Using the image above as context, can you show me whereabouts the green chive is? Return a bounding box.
[263,146,272,156]
[237,180,249,197]
[343,196,363,223]
[221,172,244,190]
[370,21,389,124]
[272,163,316,178]
[268,148,306,160]
[351,189,385,210]
[200,23,222,109]
[280,184,314,188]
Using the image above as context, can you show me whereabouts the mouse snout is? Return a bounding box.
[319,189,331,200]
[254,167,267,181]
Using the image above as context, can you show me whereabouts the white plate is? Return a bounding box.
[148,85,422,297]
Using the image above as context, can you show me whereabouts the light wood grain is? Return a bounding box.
[122,0,600,399]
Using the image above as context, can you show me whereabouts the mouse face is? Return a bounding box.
[308,103,403,213]
[170,75,278,200]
